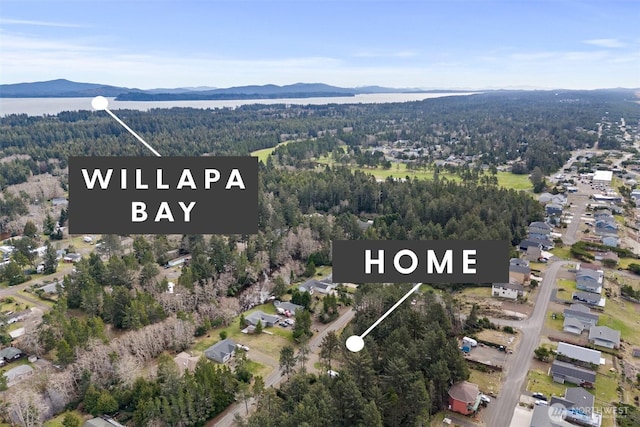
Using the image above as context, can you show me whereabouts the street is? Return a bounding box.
[482,260,570,427]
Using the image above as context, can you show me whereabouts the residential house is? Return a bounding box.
[9,328,25,340]
[51,197,68,206]
[63,253,82,263]
[595,219,618,236]
[530,236,555,250]
[632,348,640,358]
[204,338,236,364]
[531,388,601,427]
[274,301,304,315]
[593,210,612,220]
[510,258,530,268]
[529,222,552,240]
[563,317,588,335]
[525,246,543,262]
[546,204,563,217]
[601,236,619,248]
[556,342,602,366]
[448,381,481,415]
[519,239,542,252]
[572,291,605,307]
[299,279,337,295]
[492,283,524,300]
[82,418,127,427]
[509,264,531,284]
[311,281,336,294]
[245,310,280,327]
[174,352,200,375]
[3,364,33,385]
[563,304,599,335]
[550,360,596,386]
[588,326,621,349]
[0,347,23,363]
[575,269,603,294]
[0,245,14,260]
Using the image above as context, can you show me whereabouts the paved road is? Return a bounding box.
[482,260,569,427]
[209,307,357,427]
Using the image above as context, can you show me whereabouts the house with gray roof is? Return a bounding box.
[576,269,603,294]
[245,310,280,328]
[546,203,563,217]
[563,317,588,335]
[509,264,531,284]
[563,304,599,335]
[572,291,605,307]
[556,342,602,366]
[82,417,127,427]
[550,360,596,386]
[299,279,336,295]
[0,347,23,363]
[529,221,552,236]
[530,387,600,427]
[274,300,303,315]
[510,258,529,267]
[588,326,620,349]
[601,236,619,248]
[204,338,236,364]
[3,364,33,385]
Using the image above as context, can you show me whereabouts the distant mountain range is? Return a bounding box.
[0,79,463,100]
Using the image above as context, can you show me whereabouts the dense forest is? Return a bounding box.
[2,90,639,184]
[1,89,638,425]
[244,286,469,427]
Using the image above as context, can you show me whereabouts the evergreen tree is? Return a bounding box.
[279,345,297,379]
[43,241,58,274]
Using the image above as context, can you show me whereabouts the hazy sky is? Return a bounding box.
[1,0,638,90]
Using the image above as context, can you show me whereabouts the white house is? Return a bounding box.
[491,282,524,300]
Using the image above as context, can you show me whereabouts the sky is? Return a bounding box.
[1,0,639,90]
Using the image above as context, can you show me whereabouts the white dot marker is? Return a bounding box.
[345,335,365,353]
[346,283,422,352]
[90,95,162,157]
[91,96,109,111]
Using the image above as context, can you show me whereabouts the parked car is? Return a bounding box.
[535,400,548,406]
[532,392,547,401]
[480,394,491,404]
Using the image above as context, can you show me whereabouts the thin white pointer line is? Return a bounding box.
[360,282,422,338]
[103,108,162,157]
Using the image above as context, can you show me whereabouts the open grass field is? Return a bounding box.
[43,411,86,427]
[469,368,502,396]
[458,286,492,298]
[250,140,293,163]
[526,369,568,398]
[550,246,572,260]
[544,309,565,332]
[314,153,533,191]
[595,373,621,405]
[598,298,640,346]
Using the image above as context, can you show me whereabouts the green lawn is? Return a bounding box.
[527,369,568,398]
[595,293,640,346]
[544,310,565,332]
[550,247,572,260]
[458,287,492,298]
[495,172,533,191]
[469,368,502,396]
[594,373,620,405]
[314,154,533,191]
[250,140,293,163]
[44,411,85,427]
